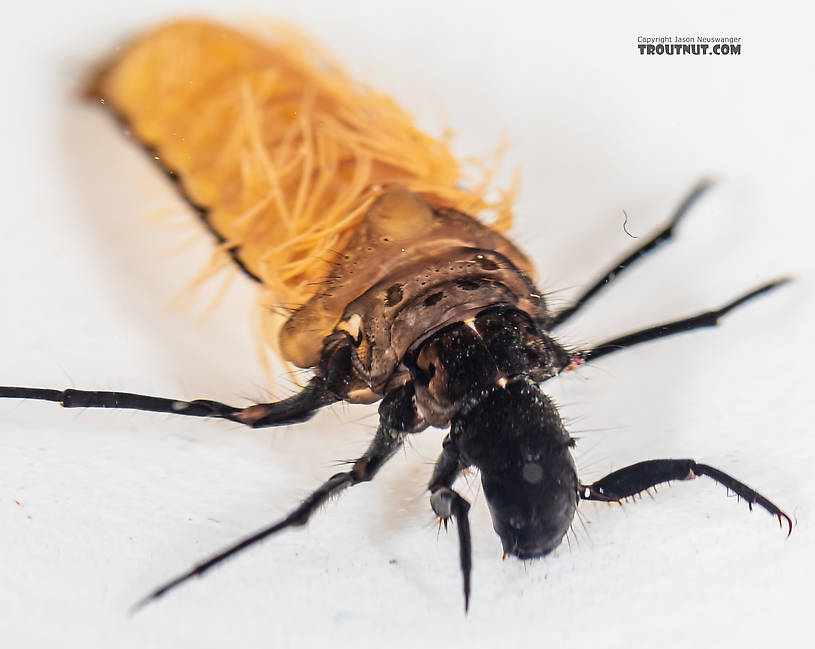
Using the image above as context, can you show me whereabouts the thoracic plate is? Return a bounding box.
[280,186,549,394]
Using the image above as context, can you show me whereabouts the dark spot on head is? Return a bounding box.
[423,292,444,307]
[382,237,390,243]
[384,283,404,307]
[456,279,480,291]
[476,257,499,271]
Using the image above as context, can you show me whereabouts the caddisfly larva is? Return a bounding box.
[0,19,792,612]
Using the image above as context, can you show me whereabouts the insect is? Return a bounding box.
[0,20,792,612]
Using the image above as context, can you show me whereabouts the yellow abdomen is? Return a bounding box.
[92,19,516,366]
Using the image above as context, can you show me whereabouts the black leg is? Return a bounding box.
[0,376,338,428]
[552,180,713,327]
[429,438,473,612]
[132,384,417,612]
[580,458,792,535]
[574,278,789,365]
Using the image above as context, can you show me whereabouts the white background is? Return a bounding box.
[1,1,812,647]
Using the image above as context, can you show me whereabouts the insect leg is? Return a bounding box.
[580,459,792,535]
[429,438,473,612]
[0,376,339,428]
[132,383,418,611]
[574,278,789,365]
[552,180,713,327]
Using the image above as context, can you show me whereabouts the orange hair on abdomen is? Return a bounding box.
[91,19,515,358]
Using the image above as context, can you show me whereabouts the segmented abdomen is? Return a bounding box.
[91,20,519,367]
